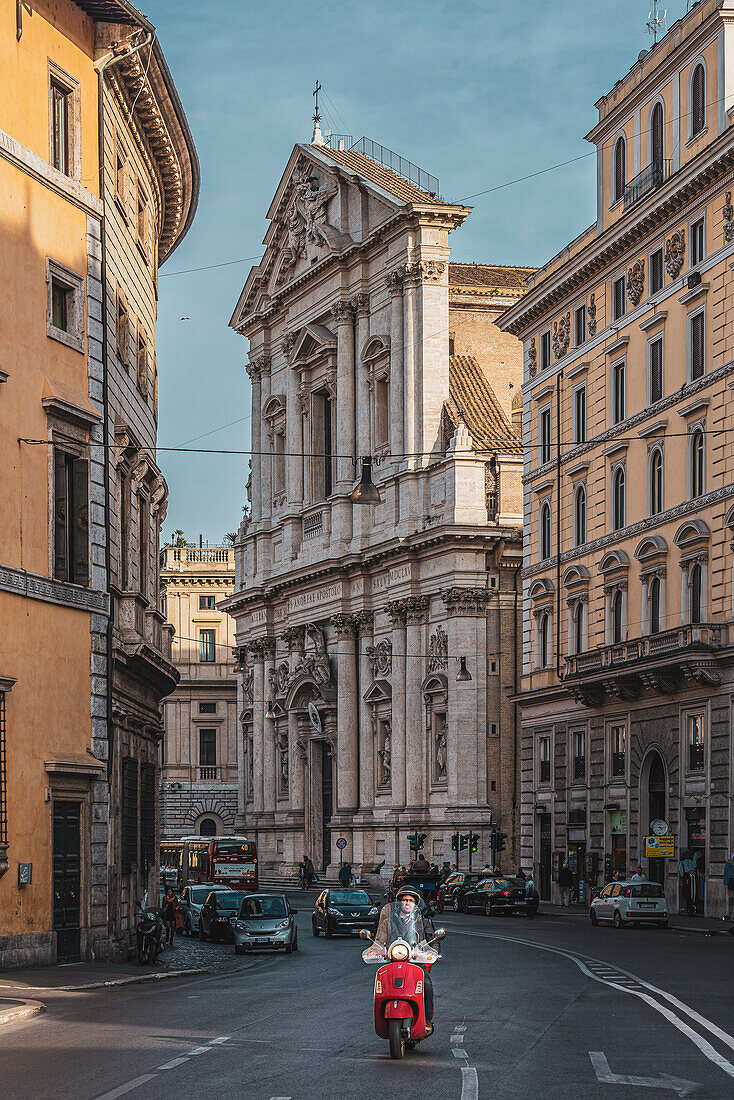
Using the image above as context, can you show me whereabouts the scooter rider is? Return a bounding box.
[375,887,436,1024]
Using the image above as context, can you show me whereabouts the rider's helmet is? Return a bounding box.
[395,886,422,905]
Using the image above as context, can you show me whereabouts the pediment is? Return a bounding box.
[291,323,337,365]
[363,679,392,703]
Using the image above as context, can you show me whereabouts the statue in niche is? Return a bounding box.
[278,734,289,789]
[378,719,392,786]
[435,720,447,779]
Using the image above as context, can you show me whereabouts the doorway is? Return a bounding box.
[53,801,81,962]
[539,814,551,899]
[321,744,333,870]
[647,753,666,886]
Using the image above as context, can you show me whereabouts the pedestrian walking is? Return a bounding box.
[516,868,526,882]
[558,862,573,906]
[338,861,353,888]
[303,855,315,888]
[482,863,492,874]
[297,861,306,889]
[162,887,181,945]
[525,873,539,914]
[631,866,645,883]
[441,861,451,880]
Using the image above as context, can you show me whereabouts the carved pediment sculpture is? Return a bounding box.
[665,229,685,279]
[366,639,392,677]
[627,259,645,306]
[277,169,340,283]
[552,312,571,359]
[428,626,448,672]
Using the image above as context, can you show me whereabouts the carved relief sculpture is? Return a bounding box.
[552,312,571,359]
[428,626,448,672]
[288,622,331,686]
[626,259,645,306]
[366,638,392,677]
[243,668,254,705]
[665,229,686,278]
[378,719,392,786]
[724,192,734,243]
[587,293,597,337]
[278,732,289,789]
[435,720,447,779]
[278,169,340,281]
[527,336,537,378]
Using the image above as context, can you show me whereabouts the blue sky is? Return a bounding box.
[152,0,688,545]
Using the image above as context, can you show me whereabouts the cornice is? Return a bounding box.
[0,563,109,614]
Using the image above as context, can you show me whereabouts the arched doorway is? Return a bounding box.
[641,750,666,886]
[199,817,217,837]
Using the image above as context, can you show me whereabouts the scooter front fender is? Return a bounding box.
[383,999,413,1020]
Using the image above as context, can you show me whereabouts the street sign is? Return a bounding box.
[308,701,322,733]
[645,835,675,858]
[336,837,347,850]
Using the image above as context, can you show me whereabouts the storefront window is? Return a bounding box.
[688,714,705,771]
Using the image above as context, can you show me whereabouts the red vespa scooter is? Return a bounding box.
[360,925,446,1059]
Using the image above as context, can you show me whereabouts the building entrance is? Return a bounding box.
[647,753,666,887]
[53,800,81,962]
[321,744,333,871]
[539,814,551,899]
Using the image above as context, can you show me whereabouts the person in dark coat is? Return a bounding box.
[558,862,574,906]
[338,862,353,887]
[303,855,315,888]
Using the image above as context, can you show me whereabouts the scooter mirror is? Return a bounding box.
[359,928,372,939]
[434,928,446,940]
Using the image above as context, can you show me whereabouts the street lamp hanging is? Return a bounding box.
[456,657,472,682]
[350,456,381,505]
[265,700,276,719]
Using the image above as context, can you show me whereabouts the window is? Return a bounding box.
[612,360,626,424]
[199,595,215,610]
[312,392,333,500]
[50,80,70,174]
[199,701,217,714]
[691,63,705,137]
[538,613,550,669]
[691,218,705,266]
[573,386,586,444]
[138,494,148,598]
[650,248,664,294]
[121,757,138,871]
[46,259,84,352]
[117,291,130,365]
[540,501,552,560]
[140,762,156,867]
[689,310,705,381]
[611,724,626,777]
[136,326,149,396]
[273,430,286,498]
[688,714,705,771]
[374,378,389,447]
[573,601,584,653]
[54,449,89,586]
[115,134,129,214]
[52,280,69,331]
[199,729,217,767]
[574,304,586,347]
[612,590,624,643]
[539,737,551,783]
[573,731,586,780]
[199,629,216,663]
[651,101,664,169]
[574,484,586,547]
[613,275,626,321]
[200,817,217,836]
[649,448,664,515]
[612,466,626,531]
[540,331,551,371]
[690,428,705,497]
[648,336,663,404]
[649,575,662,634]
[539,407,552,465]
[690,562,703,625]
[613,136,626,203]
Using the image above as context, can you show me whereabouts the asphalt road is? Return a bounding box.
[3,894,734,1099]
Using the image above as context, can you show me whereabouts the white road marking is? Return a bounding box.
[450,1033,465,1044]
[209,1036,231,1044]
[589,1051,700,1097]
[95,1035,233,1097]
[460,1067,479,1100]
[452,1047,469,1059]
[95,1074,158,1099]
[186,1046,211,1055]
[158,1058,189,1070]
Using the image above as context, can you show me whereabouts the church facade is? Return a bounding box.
[223,129,529,874]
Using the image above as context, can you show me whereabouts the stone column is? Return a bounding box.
[263,639,277,814]
[245,359,262,523]
[235,647,248,825]
[354,294,371,458]
[386,601,408,809]
[442,588,491,807]
[333,300,356,489]
[680,561,690,624]
[288,711,304,812]
[386,270,404,469]
[249,641,266,814]
[355,612,375,812]
[332,613,359,814]
[260,357,272,522]
[641,576,650,635]
[604,589,612,645]
[405,597,429,809]
[402,267,419,470]
[567,599,574,655]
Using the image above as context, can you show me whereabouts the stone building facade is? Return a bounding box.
[223,131,527,875]
[160,546,238,837]
[500,0,734,917]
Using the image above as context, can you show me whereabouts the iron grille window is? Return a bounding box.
[140,762,156,866]
[0,693,6,847]
[121,757,138,871]
[649,337,663,403]
[650,248,664,294]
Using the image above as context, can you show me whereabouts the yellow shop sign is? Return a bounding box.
[645,835,675,858]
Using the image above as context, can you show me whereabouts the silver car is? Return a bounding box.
[180,883,231,935]
[233,894,298,954]
[590,880,668,929]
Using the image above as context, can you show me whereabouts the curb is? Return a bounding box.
[58,966,211,991]
[0,998,44,1027]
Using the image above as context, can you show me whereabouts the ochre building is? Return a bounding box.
[500,0,734,918]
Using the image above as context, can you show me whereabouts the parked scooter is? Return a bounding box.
[360,918,446,1059]
[136,892,164,965]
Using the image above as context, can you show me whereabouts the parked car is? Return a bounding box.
[457,876,533,917]
[233,894,298,954]
[590,880,668,929]
[180,883,229,936]
[437,872,482,912]
[199,889,248,942]
[312,889,379,938]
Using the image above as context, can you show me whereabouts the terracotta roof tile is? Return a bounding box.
[445,355,521,454]
[449,262,535,292]
[314,145,452,206]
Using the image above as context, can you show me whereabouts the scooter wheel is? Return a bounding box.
[389,1018,406,1060]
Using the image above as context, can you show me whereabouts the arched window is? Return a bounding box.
[690,562,702,624]
[574,602,584,654]
[540,501,551,560]
[612,589,624,644]
[539,612,549,668]
[690,429,705,497]
[199,817,217,837]
[649,576,661,634]
[574,485,587,547]
[612,467,626,531]
[651,101,664,171]
[692,64,706,137]
[650,448,664,515]
[613,136,626,203]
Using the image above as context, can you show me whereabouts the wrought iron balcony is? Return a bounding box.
[563,623,728,706]
[623,159,672,211]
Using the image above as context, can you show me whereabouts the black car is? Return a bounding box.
[312,889,379,938]
[199,889,248,942]
[457,876,533,917]
[437,872,482,912]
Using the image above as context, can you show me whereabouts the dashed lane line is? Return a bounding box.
[453,1022,479,1100]
[95,1036,231,1099]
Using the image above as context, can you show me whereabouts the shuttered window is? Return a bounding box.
[650,248,664,294]
[692,64,705,137]
[140,762,156,867]
[614,137,626,203]
[649,337,663,403]
[651,102,663,168]
[121,757,138,871]
[54,449,89,586]
[690,564,702,624]
[690,312,705,380]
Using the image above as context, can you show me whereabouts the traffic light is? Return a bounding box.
[417,833,427,850]
[470,833,479,853]
[495,831,507,853]
[408,832,427,851]
[460,834,469,851]
[451,833,459,851]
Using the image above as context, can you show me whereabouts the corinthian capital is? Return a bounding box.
[332,299,355,326]
[282,330,298,360]
[330,613,358,638]
[440,586,492,616]
[246,354,271,380]
[351,292,370,317]
[385,269,404,295]
[385,596,428,626]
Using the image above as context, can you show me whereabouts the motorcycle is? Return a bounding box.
[136,892,164,965]
[360,908,446,1060]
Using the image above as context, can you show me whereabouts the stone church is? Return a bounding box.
[223,123,530,874]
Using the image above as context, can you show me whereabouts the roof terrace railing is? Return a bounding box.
[349,136,440,198]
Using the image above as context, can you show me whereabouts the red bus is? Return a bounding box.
[181,836,258,891]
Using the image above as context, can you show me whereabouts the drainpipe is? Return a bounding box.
[556,369,564,681]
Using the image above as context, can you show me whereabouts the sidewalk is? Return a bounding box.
[0,960,209,994]
[539,902,733,936]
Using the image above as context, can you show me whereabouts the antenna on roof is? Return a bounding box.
[647,2,667,44]
[311,79,324,146]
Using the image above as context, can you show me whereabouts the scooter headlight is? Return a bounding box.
[388,940,410,962]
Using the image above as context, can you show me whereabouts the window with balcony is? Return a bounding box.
[612,466,626,531]
[540,331,551,372]
[574,304,586,347]
[689,309,705,381]
[688,714,705,771]
[691,218,705,267]
[613,135,626,204]
[199,629,216,663]
[611,724,626,777]
[573,730,586,780]
[573,385,586,444]
[53,449,89,586]
[650,248,664,295]
[612,360,626,424]
[539,406,552,465]
[199,729,216,767]
[199,595,215,610]
[690,427,705,498]
[649,447,664,515]
[648,335,663,404]
[539,737,551,783]
[573,484,586,547]
[612,589,624,643]
[613,275,626,321]
[540,501,552,561]
[691,63,706,138]
[689,562,703,625]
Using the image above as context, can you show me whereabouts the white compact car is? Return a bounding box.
[590,880,668,928]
